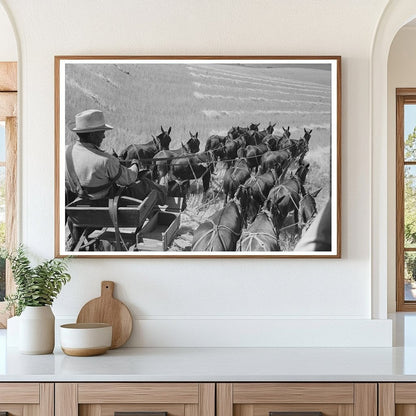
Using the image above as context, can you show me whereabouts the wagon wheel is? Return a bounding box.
[73,228,101,251]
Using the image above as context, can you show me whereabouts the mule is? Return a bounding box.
[299,188,322,231]
[303,128,313,144]
[261,125,289,149]
[243,122,275,145]
[119,126,172,168]
[236,169,278,224]
[170,151,215,193]
[229,124,260,146]
[238,129,260,146]
[237,208,281,252]
[296,128,313,163]
[191,200,243,251]
[261,148,292,175]
[238,136,277,171]
[223,158,251,204]
[237,145,263,170]
[264,162,310,230]
[228,125,257,138]
[154,131,200,183]
[257,122,277,141]
[204,134,227,159]
[223,134,247,167]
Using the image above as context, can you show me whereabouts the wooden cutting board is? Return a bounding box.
[76,281,133,349]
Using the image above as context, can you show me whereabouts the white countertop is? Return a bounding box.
[3,313,416,382]
[2,346,416,382]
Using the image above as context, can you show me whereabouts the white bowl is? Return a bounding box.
[60,323,112,356]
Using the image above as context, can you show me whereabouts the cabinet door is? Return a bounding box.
[379,383,416,416]
[217,383,377,416]
[55,383,215,416]
[0,383,53,416]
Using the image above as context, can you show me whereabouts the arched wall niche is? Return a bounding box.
[371,0,416,318]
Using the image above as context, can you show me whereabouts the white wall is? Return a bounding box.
[0,3,16,61]
[0,0,394,347]
[387,26,416,312]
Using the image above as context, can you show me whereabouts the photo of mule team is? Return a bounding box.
[63,61,334,254]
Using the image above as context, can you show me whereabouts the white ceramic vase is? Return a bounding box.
[19,306,55,354]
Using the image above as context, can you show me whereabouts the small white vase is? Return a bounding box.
[19,306,55,354]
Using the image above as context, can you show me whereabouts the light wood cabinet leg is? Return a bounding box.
[56,383,78,416]
[217,384,233,416]
[354,383,377,416]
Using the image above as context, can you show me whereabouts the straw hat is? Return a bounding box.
[71,109,113,133]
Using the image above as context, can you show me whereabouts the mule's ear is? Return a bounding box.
[195,132,198,138]
[168,127,172,135]
[273,122,276,127]
[304,128,307,133]
[161,126,165,133]
[310,187,322,198]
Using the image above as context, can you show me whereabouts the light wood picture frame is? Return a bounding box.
[55,56,341,258]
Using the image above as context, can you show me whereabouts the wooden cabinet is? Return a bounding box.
[55,383,215,416]
[0,380,409,416]
[379,383,416,416]
[217,383,377,416]
[0,383,53,416]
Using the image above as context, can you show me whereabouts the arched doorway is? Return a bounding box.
[371,1,416,318]
[0,0,18,326]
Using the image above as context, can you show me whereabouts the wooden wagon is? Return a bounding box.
[66,192,185,252]
[135,197,184,251]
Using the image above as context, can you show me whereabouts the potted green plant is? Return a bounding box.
[5,246,71,354]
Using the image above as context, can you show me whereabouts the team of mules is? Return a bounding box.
[115,123,323,252]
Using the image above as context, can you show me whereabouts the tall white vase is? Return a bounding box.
[19,306,55,354]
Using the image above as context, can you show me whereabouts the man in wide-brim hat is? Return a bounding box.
[65,109,166,249]
[66,109,140,201]
[66,109,165,202]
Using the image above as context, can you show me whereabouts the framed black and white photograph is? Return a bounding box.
[55,56,341,258]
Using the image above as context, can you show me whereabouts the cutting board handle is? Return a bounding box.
[101,281,115,298]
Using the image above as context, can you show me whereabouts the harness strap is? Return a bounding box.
[66,143,88,198]
[239,231,278,251]
[187,157,199,181]
[108,186,128,251]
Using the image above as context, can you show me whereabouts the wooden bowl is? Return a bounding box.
[60,323,112,356]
